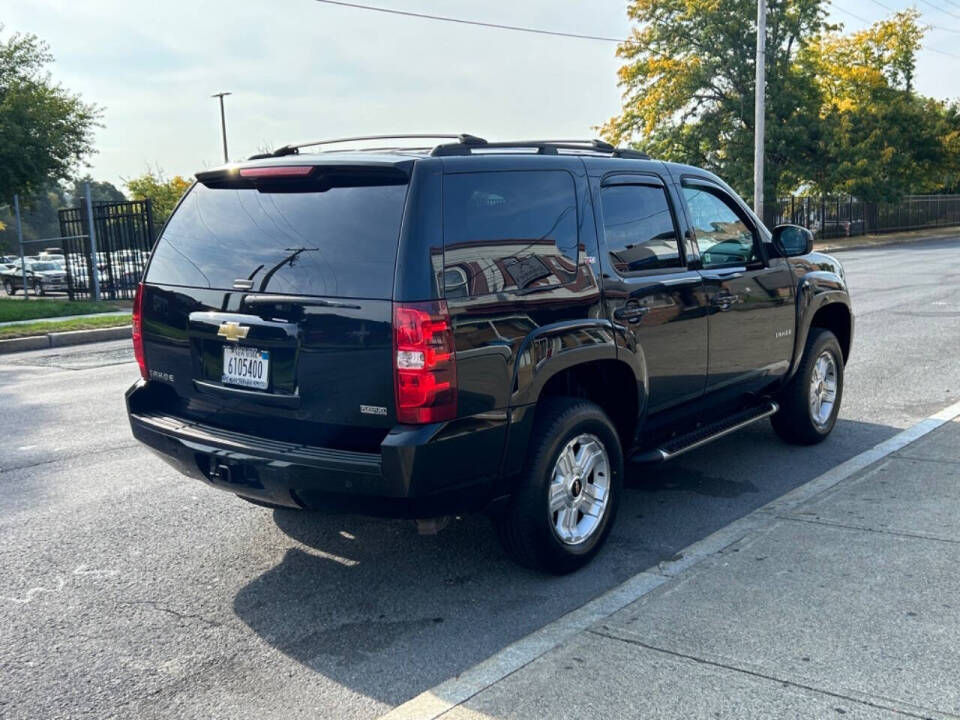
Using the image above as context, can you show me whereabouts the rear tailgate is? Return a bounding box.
[138,162,410,452]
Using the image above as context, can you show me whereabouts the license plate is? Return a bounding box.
[222,345,270,390]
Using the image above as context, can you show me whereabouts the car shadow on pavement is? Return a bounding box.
[231,417,901,707]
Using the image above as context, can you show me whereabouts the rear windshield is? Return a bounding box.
[145,175,408,299]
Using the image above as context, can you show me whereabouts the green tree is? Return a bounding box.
[0,25,100,201]
[801,11,952,200]
[601,0,829,205]
[942,102,960,194]
[124,170,191,229]
[68,175,126,205]
[603,2,960,204]
[0,182,69,253]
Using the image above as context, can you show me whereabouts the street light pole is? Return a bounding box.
[754,0,766,222]
[211,92,232,163]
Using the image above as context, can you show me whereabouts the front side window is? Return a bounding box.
[600,184,681,273]
[682,184,758,267]
[442,170,578,297]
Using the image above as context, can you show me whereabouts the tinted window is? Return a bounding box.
[681,184,758,267]
[146,179,408,299]
[600,184,681,273]
[442,171,578,297]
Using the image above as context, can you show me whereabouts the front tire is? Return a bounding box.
[494,397,623,574]
[32,280,44,296]
[771,328,844,445]
[3,280,14,295]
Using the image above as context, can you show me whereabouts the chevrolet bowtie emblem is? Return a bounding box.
[217,321,250,342]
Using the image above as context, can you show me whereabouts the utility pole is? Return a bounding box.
[84,183,101,301]
[211,92,232,163]
[14,194,28,300]
[754,0,766,222]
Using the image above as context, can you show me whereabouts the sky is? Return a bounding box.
[3,0,959,189]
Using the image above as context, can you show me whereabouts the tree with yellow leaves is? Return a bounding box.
[124,170,191,231]
[604,2,957,204]
[800,10,951,201]
[601,0,828,208]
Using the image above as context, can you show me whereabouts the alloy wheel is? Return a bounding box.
[547,433,611,546]
[809,350,838,427]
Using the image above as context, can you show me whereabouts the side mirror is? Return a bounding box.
[771,224,814,257]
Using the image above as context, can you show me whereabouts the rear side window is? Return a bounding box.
[600,184,681,273]
[146,175,408,299]
[442,170,578,298]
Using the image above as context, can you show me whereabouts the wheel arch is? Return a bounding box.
[787,293,853,382]
[533,358,640,450]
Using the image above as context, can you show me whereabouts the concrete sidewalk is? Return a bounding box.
[436,418,960,719]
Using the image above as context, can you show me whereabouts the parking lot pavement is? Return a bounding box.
[0,237,958,719]
[434,416,960,720]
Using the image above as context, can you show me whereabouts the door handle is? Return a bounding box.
[614,305,650,324]
[711,291,740,310]
[701,269,745,281]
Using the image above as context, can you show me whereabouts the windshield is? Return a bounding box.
[145,176,409,299]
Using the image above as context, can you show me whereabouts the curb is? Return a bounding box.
[815,228,959,253]
[381,398,960,720]
[0,326,131,355]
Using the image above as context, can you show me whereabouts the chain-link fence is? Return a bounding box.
[770,195,960,239]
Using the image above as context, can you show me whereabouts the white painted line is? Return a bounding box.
[380,399,960,720]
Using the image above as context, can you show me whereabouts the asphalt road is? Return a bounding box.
[2,237,959,720]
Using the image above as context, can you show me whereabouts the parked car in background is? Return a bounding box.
[1,260,70,295]
[38,252,67,267]
[65,262,108,292]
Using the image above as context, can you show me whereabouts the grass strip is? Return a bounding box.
[0,315,130,340]
[0,297,126,322]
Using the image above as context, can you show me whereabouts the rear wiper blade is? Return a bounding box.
[242,294,361,310]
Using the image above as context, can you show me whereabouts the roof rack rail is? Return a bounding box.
[249,134,487,160]
[246,134,652,161]
[430,137,651,160]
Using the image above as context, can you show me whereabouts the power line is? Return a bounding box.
[926,44,960,56]
[317,0,960,61]
[863,0,899,11]
[835,3,960,54]
[918,0,960,20]
[863,0,960,34]
[313,0,635,44]
[832,4,873,23]
[925,22,960,33]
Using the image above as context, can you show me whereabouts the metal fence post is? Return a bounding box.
[84,183,101,301]
[14,194,29,300]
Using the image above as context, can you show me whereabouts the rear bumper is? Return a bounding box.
[126,381,508,517]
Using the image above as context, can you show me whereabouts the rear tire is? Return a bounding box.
[493,397,623,574]
[3,280,14,295]
[771,328,844,445]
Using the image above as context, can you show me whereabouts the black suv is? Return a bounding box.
[126,135,852,573]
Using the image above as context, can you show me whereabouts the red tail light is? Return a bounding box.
[393,301,457,423]
[239,166,314,178]
[132,282,148,381]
